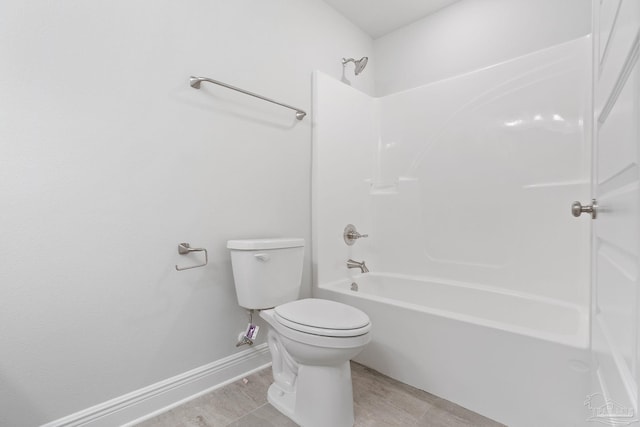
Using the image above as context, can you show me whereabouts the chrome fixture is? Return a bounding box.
[342,57,368,75]
[350,282,359,292]
[189,76,307,120]
[236,310,257,347]
[347,259,369,273]
[175,242,208,271]
[236,335,253,347]
[571,199,598,219]
[344,224,368,246]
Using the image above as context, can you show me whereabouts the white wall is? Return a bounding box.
[374,0,591,96]
[0,1,373,425]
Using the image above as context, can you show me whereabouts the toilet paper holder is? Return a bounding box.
[175,243,208,271]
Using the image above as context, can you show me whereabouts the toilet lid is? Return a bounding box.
[274,299,370,337]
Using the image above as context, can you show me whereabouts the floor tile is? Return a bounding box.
[137,362,504,427]
[227,404,298,427]
[417,397,505,427]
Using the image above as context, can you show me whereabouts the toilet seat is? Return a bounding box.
[261,308,371,350]
[274,298,371,337]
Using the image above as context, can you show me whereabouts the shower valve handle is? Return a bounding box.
[344,224,368,246]
[347,231,368,239]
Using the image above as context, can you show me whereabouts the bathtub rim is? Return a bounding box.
[318,272,590,349]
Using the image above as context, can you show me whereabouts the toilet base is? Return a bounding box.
[268,362,355,427]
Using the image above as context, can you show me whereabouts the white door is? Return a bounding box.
[589,0,640,422]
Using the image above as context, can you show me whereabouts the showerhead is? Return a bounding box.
[342,57,368,75]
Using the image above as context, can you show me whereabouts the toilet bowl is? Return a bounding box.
[260,299,371,427]
[227,238,372,427]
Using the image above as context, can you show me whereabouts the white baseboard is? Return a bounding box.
[42,344,271,427]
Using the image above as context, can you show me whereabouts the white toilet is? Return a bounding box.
[227,238,371,427]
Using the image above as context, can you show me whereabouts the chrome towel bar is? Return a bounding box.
[189,76,307,120]
[175,242,208,271]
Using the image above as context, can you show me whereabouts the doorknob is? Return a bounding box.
[571,199,597,219]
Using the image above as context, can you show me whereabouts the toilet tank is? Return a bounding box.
[227,238,304,309]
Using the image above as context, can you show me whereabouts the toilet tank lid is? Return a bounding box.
[227,238,304,250]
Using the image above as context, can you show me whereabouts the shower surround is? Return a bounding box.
[312,36,591,426]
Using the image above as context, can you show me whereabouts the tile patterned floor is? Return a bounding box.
[134,362,505,427]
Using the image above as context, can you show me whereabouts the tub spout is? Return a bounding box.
[347,259,369,273]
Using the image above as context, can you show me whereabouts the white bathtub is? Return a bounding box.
[316,273,591,427]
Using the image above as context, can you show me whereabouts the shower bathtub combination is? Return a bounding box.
[313,36,593,426]
[316,273,590,426]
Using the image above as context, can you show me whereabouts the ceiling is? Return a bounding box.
[322,0,461,39]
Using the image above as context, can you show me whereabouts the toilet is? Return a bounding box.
[227,238,371,427]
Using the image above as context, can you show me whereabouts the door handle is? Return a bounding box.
[571,199,597,219]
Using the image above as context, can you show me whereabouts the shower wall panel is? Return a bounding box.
[373,36,592,306]
[314,36,592,308]
[312,72,379,286]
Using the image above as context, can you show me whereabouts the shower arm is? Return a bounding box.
[189,76,307,120]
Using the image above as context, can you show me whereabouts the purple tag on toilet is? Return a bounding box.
[245,323,259,340]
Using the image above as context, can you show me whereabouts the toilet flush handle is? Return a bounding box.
[254,253,271,262]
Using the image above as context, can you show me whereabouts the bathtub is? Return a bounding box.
[315,273,591,427]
